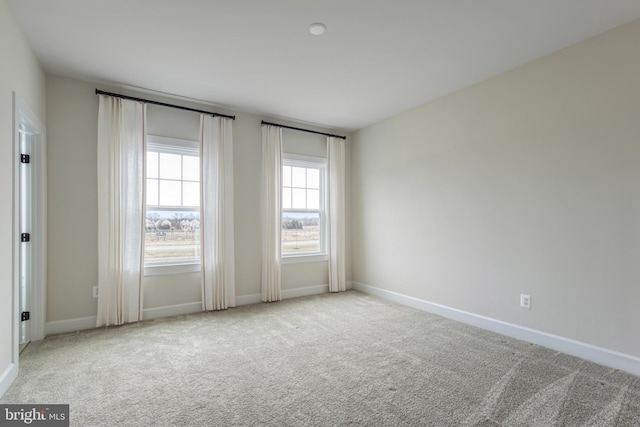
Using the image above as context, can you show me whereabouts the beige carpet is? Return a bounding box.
[2,291,639,426]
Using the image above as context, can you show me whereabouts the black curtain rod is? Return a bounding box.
[95,89,236,120]
[261,120,346,140]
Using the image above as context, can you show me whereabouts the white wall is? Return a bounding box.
[351,18,640,358]
[45,75,350,323]
[0,0,46,393]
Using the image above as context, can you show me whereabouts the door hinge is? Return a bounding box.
[21,233,30,242]
[21,311,30,321]
[21,154,30,164]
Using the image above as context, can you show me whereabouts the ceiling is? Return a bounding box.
[7,0,640,131]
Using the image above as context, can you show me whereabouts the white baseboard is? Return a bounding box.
[283,284,330,299]
[143,284,332,316]
[0,362,18,398]
[142,301,202,320]
[235,293,262,306]
[351,281,640,377]
[44,302,204,336]
[45,315,97,336]
[236,284,332,306]
[44,284,335,336]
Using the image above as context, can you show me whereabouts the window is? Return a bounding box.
[282,154,327,260]
[145,136,200,268]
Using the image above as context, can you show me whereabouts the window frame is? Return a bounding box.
[144,135,202,276]
[281,153,328,264]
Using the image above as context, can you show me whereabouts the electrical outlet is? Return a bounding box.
[93,286,99,298]
[520,293,531,309]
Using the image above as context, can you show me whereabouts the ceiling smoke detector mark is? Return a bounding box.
[309,23,326,36]
[520,294,531,309]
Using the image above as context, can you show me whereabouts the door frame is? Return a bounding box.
[12,93,47,351]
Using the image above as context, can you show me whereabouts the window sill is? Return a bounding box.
[282,254,328,265]
[144,263,201,277]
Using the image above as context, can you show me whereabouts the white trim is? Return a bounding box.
[45,301,207,334]
[0,363,18,398]
[16,96,47,343]
[44,284,336,336]
[237,284,331,306]
[282,154,328,259]
[283,284,329,299]
[147,134,198,153]
[45,316,97,336]
[6,95,47,398]
[351,281,640,377]
[144,263,201,277]
[10,97,18,398]
[282,153,327,165]
[282,254,328,264]
[142,302,202,320]
[235,293,263,306]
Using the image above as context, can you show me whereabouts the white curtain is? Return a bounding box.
[328,136,346,292]
[200,115,236,310]
[96,96,146,326]
[261,125,282,302]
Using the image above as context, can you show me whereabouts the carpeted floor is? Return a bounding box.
[2,291,639,426]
